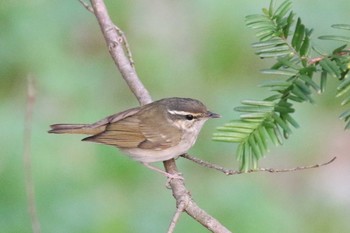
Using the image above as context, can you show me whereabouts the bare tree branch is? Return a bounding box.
[89,0,151,105]
[167,199,185,233]
[164,160,232,233]
[78,0,135,67]
[23,75,41,233]
[87,0,232,232]
[182,153,337,175]
[78,0,93,13]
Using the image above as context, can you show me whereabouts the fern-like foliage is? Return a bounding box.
[213,0,350,171]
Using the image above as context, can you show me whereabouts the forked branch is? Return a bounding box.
[84,0,232,232]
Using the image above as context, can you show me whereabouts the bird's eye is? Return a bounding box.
[185,114,194,120]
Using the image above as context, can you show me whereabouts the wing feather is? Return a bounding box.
[83,106,182,150]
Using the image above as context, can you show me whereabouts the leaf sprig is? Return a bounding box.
[213,0,350,171]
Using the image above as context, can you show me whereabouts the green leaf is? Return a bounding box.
[256,30,276,41]
[224,121,261,129]
[320,71,327,93]
[216,126,253,134]
[248,136,262,159]
[256,45,290,54]
[283,11,295,38]
[274,0,292,19]
[276,56,301,70]
[259,80,290,88]
[299,75,320,93]
[261,128,269,152]
[261,69,297,76]
[268,0,275,16]
[264,94,284,101]
[287,94,305,102]
[295,79,312,94]
[240,112,268,119]
[344,119,350,130]
[319,58,341,78]
[240,100,275,107]
[274,105,294,113]
[291,18,303,50]
[333,44,348,54]
[339,109,350,120]
[245,14,270,24]
[319,35,350,43]
[212,135,243,143]
[272,113,292,134]
[236,143,244,161]
[234,106,274,113]
[299,35,310,56]
[341,95,350,106]
[284,113,299,128]
[273,126,284,144]
[266,127,279,146]
[336,83,350,98]
[332,24,350,31]
[257,49,292,58]
[291,84,313,102]
[251,38,286,48]
[337,77,350,91]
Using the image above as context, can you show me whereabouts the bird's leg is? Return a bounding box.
[141,162,183,181]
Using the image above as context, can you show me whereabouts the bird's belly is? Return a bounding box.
[121,137,196,163]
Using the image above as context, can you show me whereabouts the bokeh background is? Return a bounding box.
[1,0,350,232]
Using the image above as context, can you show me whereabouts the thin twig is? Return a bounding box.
[308,49,350,65]
[167,201,186,233]
[164,160,232,233]
[23,75,41,233]
[78,0,135,67]
[182,153,336,175]
[78,0,94,13]
[114,25,135,67]
[90,0,151,105]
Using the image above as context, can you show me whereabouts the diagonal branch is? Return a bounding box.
[89,0,151,106]
[87,0,232,232]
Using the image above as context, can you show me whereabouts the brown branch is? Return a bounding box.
[87,0,232,232]
[167,199,186,233]
[23,75,41,233]
[182,153,337,175]
[164,160,232,233]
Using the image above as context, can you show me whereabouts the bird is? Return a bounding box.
[49,97,220,178]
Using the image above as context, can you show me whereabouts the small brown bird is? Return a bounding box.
[49,97,220,177]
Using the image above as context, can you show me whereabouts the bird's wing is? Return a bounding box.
[82,115,145,148]
[137,116,182,150]
[83,109,182,150]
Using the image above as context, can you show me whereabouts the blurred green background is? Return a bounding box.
[1,0,350,232]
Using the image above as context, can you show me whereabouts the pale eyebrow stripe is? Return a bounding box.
[167,110,201,117]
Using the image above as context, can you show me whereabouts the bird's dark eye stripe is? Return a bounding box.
[167,110,201,120]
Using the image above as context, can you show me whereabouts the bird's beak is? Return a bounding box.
[207,111,221,118]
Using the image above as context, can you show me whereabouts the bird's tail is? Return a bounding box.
[48,124,104,135]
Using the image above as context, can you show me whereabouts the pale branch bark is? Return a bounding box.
[78,0,135,67]
[23,75,41,233]
[88,0,232,232]
[164,160,232,233]
[89,0,151,106]
[182,153,337,174]
[167,199,186,233]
